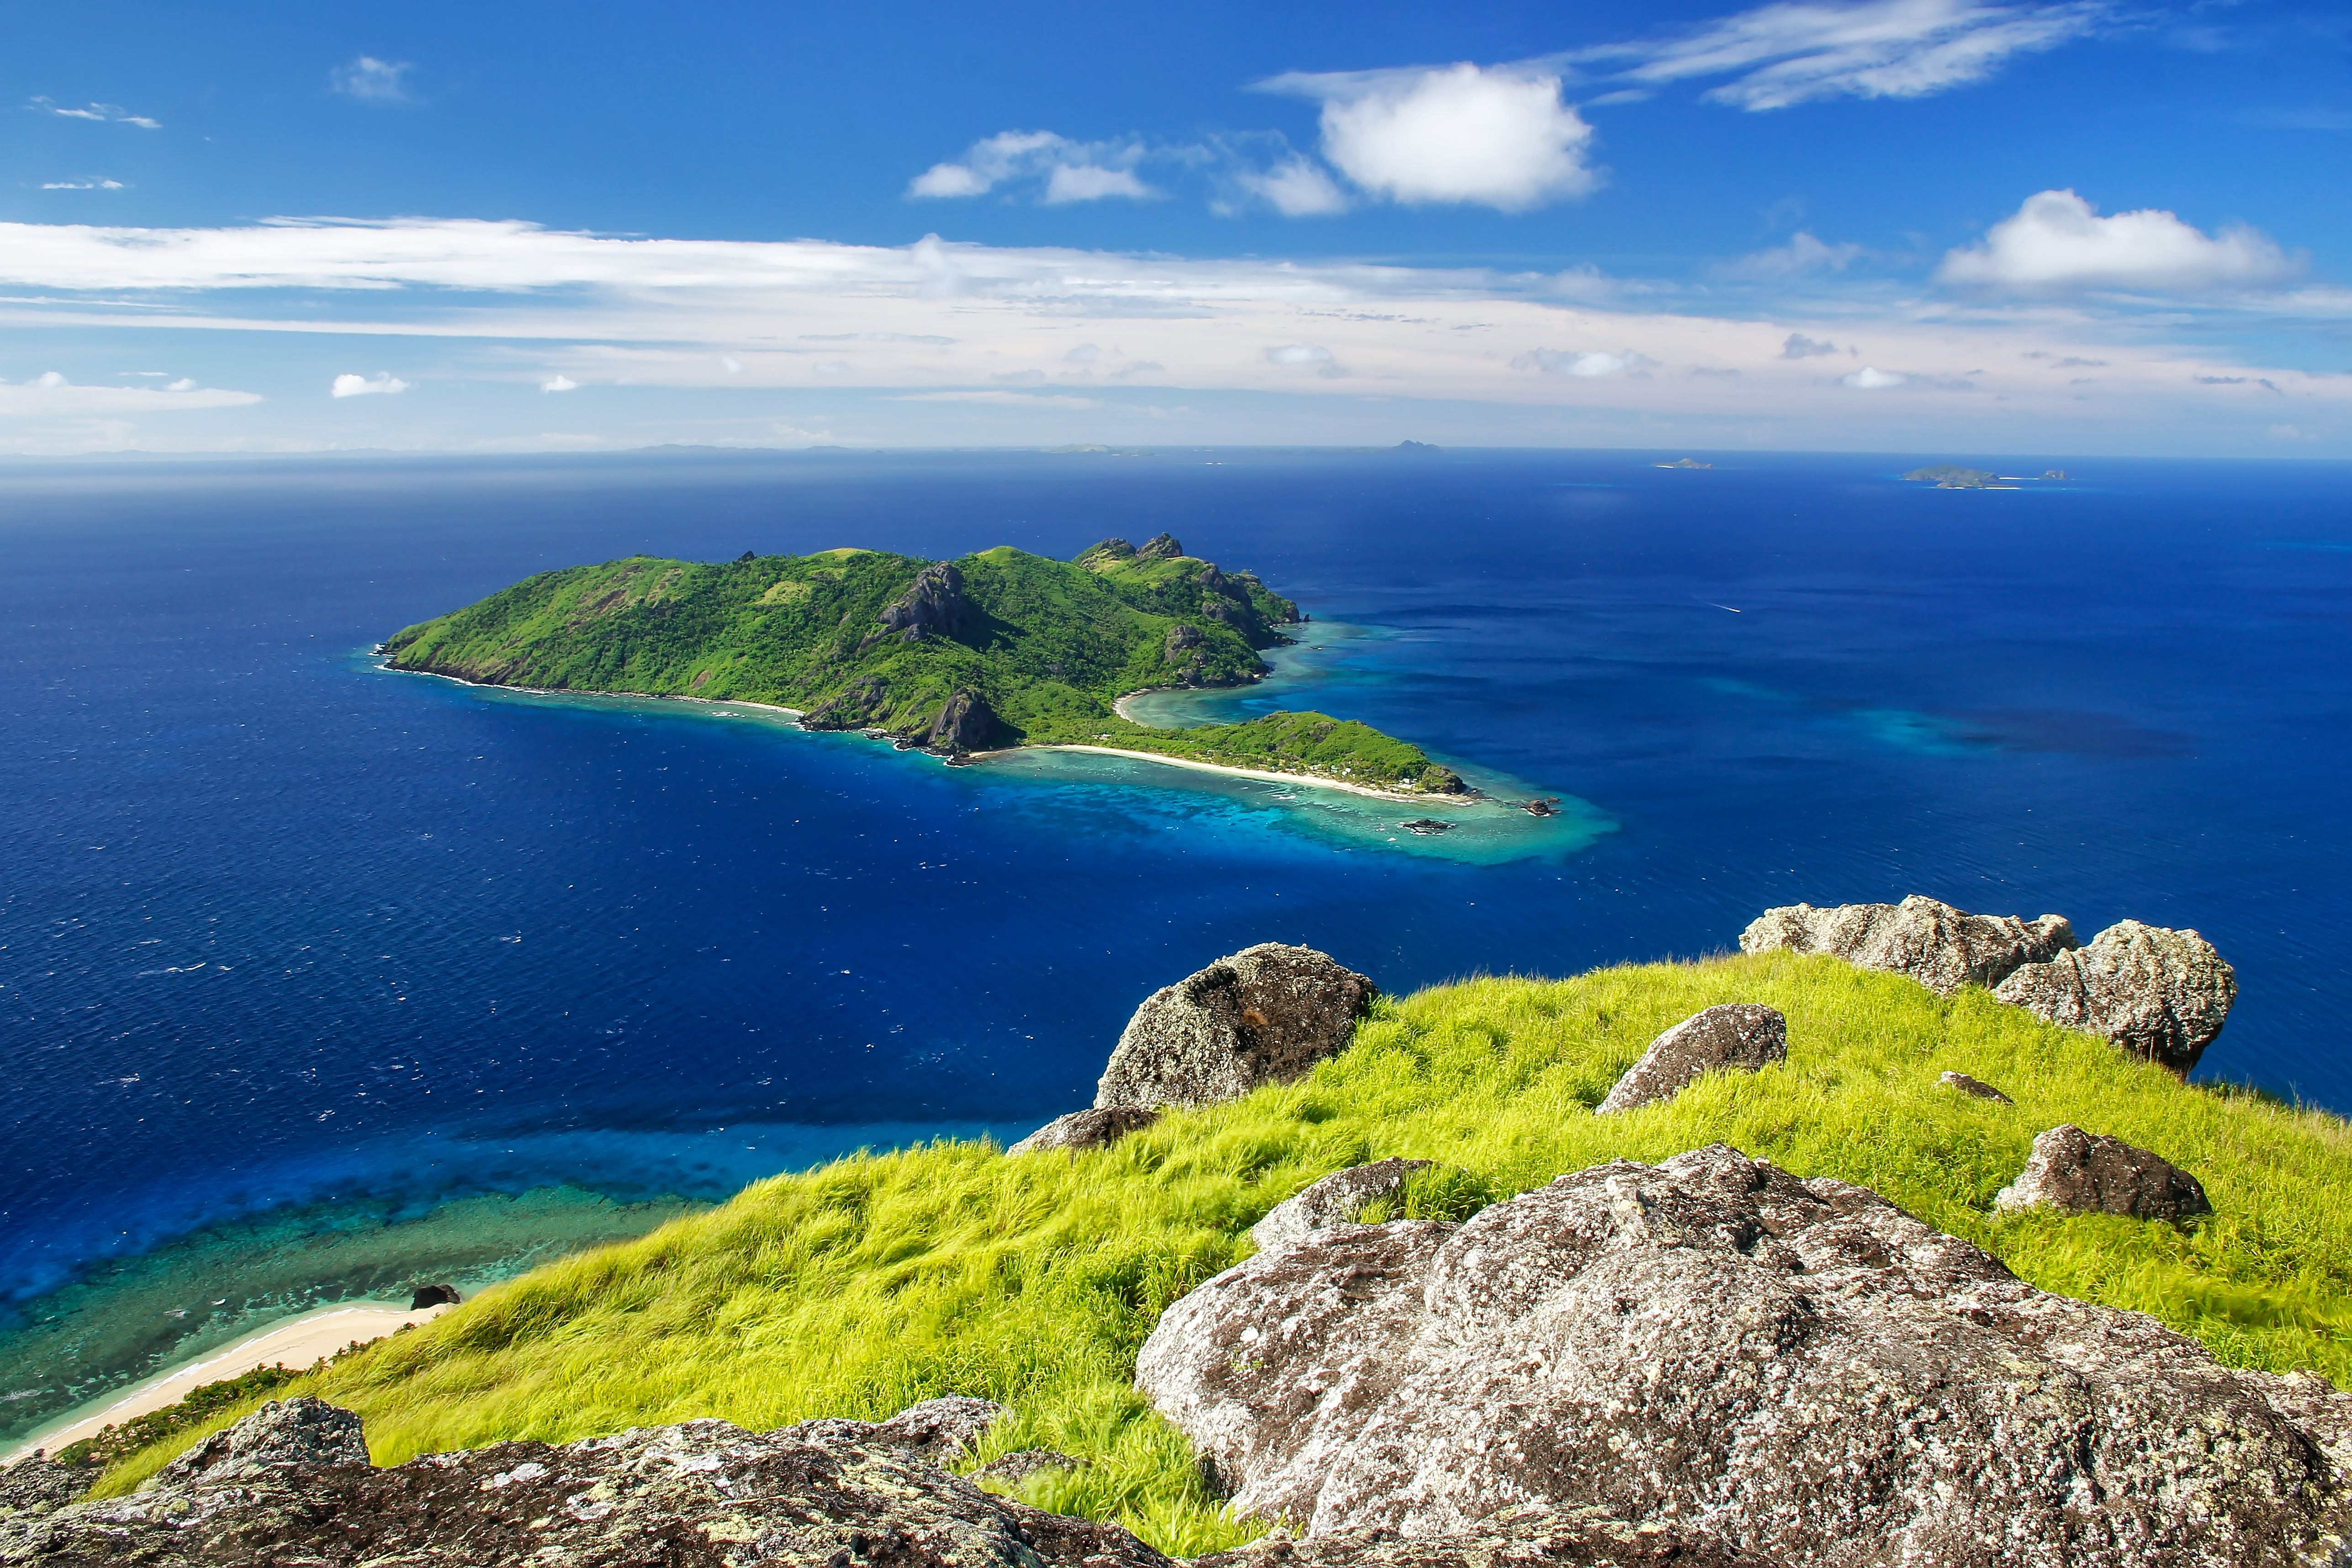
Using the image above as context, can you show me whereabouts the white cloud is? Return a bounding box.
[1841,365,1906,387]
[41,178,127,190]
[1265,343,1334,365]
[1232,156,1350,216]
[719,355,744,372]
[1721,232,1863,279]
[541,374,578,392]
[1581,0,2104,110]
[1781,332,1843,358]
[1936,188,2298,295]
[1515,348,1654,377]
[332,57,413,104]
[29,97,162,129]
[331,372,409,397]
[0,371,259,414]
[1065,343,1100,363]
[1044,165,1157,204]
[908,130,1154,204]
[1268,63,1599,211]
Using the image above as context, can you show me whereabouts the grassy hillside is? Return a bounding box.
[381,537,1466,795]
[89,954,2352,1553]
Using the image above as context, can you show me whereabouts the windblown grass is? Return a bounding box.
[95,953,2352,1553]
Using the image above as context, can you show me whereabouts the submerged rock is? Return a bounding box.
[1936,1070,2014,1104]
[1252,1159,1435,1254]
[1995,1123,2214,1221]
[1594,1004,1786,1114]
[1095,945,1377,1110]
[1992,919,2237,1074]
[2,1399,1168,1568]
[1134,1144,2352,1567]
[1739,895,2076,996]
[1007,1106,1161,1156]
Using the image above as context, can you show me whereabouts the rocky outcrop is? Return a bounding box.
[1992,920,2238,1074]
[928,689,1001,753]
[872,562,971,645]
[1095,945,1377,1110]
[1135,533,1184,561]
[0,1455,88,1520]
[1995,1124,2213,1221]
[974,1449,1083,1484]
[409,1283,461,1309]
[1164,624,1202,655]
[1937,1070,2014,1104]
[1252,1160,1434,1254]
[156,1395,370,1487]
[1,1399,1168,1568]
[1007,1106,1161,1156]
[1194,1515,1760,1568]
[1739,896,2076,996]
[781,1395,1004,1463]
[1135,1144,2352,1568]
[1594,1005,1786,1114]
[801,674,891,730]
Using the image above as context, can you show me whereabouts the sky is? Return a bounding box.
[0,0,2346,456]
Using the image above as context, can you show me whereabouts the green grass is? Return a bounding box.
[92,954,2352,1553]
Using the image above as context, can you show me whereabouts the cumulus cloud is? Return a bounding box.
[29,97,162,129]
[908,131,1156,204]
[1263,63,1600,211]
[331,372,409,397]
[332,56,413,103]
[1781,332,1843,357]
[1231,156,1350,216]
[1514,348,1656,377]
[1936,188,2299,295]
[1841,365,1906,387]
[1722,232,1863,279]
[541,374,578,391]
[1579,0,2104,110]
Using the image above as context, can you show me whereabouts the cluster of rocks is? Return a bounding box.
[1740,894,2237,1074]
[1134,1143,2352,1568]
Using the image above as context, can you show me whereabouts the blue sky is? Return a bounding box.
[1,0,2346,454]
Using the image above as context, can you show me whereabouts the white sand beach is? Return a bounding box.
[6,1300,453,1464]
[1014,744,1484,806]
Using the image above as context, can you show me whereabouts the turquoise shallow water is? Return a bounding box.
[4,448,2348,1438]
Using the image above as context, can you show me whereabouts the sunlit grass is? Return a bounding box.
[95,953,2352,1551]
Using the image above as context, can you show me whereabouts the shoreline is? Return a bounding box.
[5,1300,455,1464]
[994,744,1485,806]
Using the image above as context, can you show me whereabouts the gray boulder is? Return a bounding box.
[0,1455,88,1522]
[1740,895,2076,996]
[1995,1124,2214,1221]
[973,1448,1084,1484]
[1937,1070,2014,1104]
[1992,920,2237,1074]
[4,1400,1167,1568]
[1095,945,1376,1110]
[1007,1106,1160,1156]
[1252,1159,1435,1254]
[1193,1512,1761,1568]
[780,1395,1004,1463]
[1594,1004,1785,1114]
[154,1396,370,1487]
[1134,1144,2351,1568]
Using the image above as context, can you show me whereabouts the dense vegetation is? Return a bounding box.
[92,954,2352,1554]
[383,534,1464,796]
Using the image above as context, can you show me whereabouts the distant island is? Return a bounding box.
[381,534,1469,799]
[1903,465,2071,489]
[1655,457,1712,469]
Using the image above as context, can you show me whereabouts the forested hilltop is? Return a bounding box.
[383,533,1467,796]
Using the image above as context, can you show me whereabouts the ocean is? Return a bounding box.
[4,447,2347,1440]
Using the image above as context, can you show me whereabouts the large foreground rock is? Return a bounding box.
[1096,945,1376,1110]
[1252,1159,1434,1254]
[1135,1144,2352,1568]
[0,1397,1168,1568]
[1594,1004,1785,1114]
[1740,895,2076,995]
[1996,1124,2214,1221]
[1993,919,2238,1074]
[1194,1513,1760,1568]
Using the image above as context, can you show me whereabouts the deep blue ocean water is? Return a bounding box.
[4,449,2347,1433]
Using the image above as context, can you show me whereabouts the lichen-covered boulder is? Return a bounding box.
[0,1455,88,1522]
[1192,1511,1764,1568]
[1740,895,2076,995]
[1595,1005,1786,1114]
[154,1395,370,1487]
[1992,920,2237,1074]
[1134,1144,2352,1568]
[1,1400,1167,1568]
[1995,1124,2213,1221]
[1095,945,1376,1110]
[1007,1106,1160,1156]
[779,1395,1003,1463]
[1252,1159,1435,1254]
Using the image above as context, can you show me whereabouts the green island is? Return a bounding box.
[1903,464,2004,488]
[382,533,1467,799]
[67,952,2352,1552]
